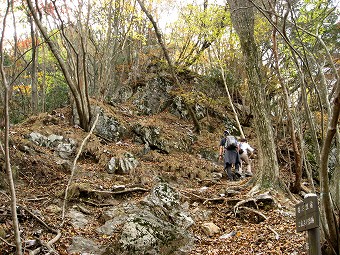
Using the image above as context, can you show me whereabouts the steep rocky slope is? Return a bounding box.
[0,72,308,254]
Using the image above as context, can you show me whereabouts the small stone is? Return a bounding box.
[201,222,220,237]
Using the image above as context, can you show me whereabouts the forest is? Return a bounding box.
[0,0,339,254]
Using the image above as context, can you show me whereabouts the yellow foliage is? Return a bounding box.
[13,85,31,94]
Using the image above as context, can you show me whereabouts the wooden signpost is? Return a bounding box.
[295,194,321,255]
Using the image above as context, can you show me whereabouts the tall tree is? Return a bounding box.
[26,0,92,131]
[226,0,283,192]
[0,1,22,254]
[170,3,228,68]
[266,1,303,194]
[251,1,339,253]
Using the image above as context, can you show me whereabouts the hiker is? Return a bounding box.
[218,130,241,181]
[238,138,254,177]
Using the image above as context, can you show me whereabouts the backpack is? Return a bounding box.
[225,136,238,150]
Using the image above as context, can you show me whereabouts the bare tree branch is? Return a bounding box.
[61,113,100,223]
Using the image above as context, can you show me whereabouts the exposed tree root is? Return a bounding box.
[233,197,258,213]
[267,226,280,240]
[179,189,210,202]
[29,230,61,255]
[235,206,267,223]
[0,236,15,247]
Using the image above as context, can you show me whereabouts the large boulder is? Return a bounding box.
[133,124,170,153]
[132,76,174,115]
[109,86,134,105]
[101,182,195,255]
[72,105,127,142]
[133,124,196,154]
[68,236,104,255]
[91,106,127,142]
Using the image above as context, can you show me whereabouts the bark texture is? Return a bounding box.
[227,0,280,189]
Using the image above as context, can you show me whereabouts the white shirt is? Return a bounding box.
[239,142,254,154]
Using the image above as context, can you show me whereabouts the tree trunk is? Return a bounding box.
[29,15,38,114]
[272,18,302,193]
[252,1,339,252]
[319,82,340,254]
[40,40,46,112]
[26,0,92,131]
[0,3,22,253]
[227,0,281,190]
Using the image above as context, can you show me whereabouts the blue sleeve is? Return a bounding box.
[220,138,225,146]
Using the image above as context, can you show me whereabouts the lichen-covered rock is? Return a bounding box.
[132,77,173,115]
[101,182,195,255]
[68,236,104,255]
[133,124,196,154]
[72,105,127,142]
[109,86,133,105]
[133,124,170,153]
[106,152,138,174]
[114,210,192,255]
[28,132,76,159]
[92,106,127,142]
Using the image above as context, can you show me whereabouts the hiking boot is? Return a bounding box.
[235,171,242,178]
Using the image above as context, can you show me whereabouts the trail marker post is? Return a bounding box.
[295,193,321,255]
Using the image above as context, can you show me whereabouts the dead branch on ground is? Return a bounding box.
[62,113,99,223]
[236,206,267,223]
[179,189,225,204]
[18,204,58,234]
[0,236,16,247]
[29,230,61,255]
[267,226,280,240]
[16,204,61,255]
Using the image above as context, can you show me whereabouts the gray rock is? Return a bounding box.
[28,132,48,146]
[95,115,126,142]
[56,141,76,159]
[73,105,127,142]
[104,209,193,255]
[133,124,171,153]
[47,134,63,146]
[68,236,104,255]
[28,132,76,159]
[109,86,133,105]
[132,77,173,115]
[170,96,188,119]
[100,182,195,255]
[106,152,138,175]
[133,123,196,154]
[97,216,130,236]
[97,203,140,234]
[107,157,116,174]
[67,209,89,229]
[120,152,138,174]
